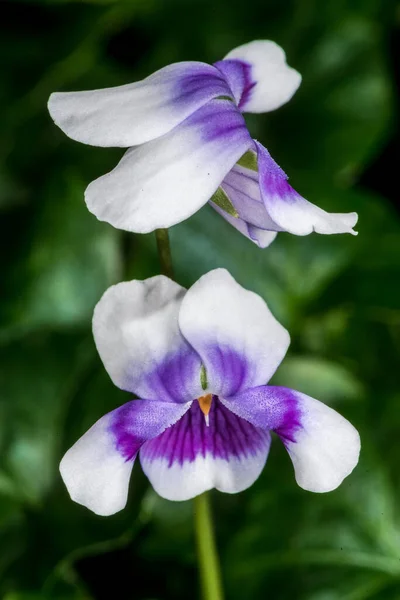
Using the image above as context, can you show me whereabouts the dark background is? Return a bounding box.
[1,0,399,598]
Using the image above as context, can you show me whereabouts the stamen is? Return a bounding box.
[198,394,212,427]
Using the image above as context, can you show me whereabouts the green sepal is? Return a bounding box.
[237,150,258,171]
[210,187,239,218]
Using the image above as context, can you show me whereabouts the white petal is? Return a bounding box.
[85,99,253,232]
[223,385,360,493]
[141,453,269,501]
[93,277,202,401]
[255,141,358,236]
[210,202,278,248]
[285,392,361,492]
[224,40,301,113]
[140,399,270,501]
[60,412,133,516]
[60,400,191,515]
[178,269,290,396]
[48,62,232,147]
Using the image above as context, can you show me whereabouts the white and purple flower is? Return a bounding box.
[48,41,358,247]
[60,269,360,516]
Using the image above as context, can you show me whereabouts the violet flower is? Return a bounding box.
[48,41,357,247]
[60,269,360,515]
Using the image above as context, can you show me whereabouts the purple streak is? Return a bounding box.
[133,348,202,404]
[214,59,256,110]
[175,63,234,107]
[109,399,191,462]
[222,385,304,445]
[203,343,252,397]
[140,397,270,466]
[255,140,299,206]
[190,99,251,145]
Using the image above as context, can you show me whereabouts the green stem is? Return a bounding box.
[155,228,174,279]
[194,493,224,600]
[154,229,224,600]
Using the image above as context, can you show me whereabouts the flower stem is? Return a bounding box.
[194,492,224,600]
[155,228,174,279]
[153,229,224,600]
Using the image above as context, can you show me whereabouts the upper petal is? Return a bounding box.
[60,399,190,515]
[178,269,290,396]
[222,386,360,493]
[93,277,203,402]
[140,397,270,501]
[48,62,233,147]
[85,99,253,233]
[217,40,301,113]
[255,141,358,236]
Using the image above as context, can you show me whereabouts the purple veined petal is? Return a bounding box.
[85,99,253,233]
[219,163,283,231]
[140,397,271,501]
[213,59,255,110]
[210,200,277,248]
[222,386,360,492]
[255,141,358,236]
[178,269,290,397]
[48,62,233,148]
[217,40,301,113]
[60,399,191,515]
[93,276,203,402]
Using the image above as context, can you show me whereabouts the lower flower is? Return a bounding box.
[60,269,360,515]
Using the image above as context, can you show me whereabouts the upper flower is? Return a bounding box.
[60,269,360,516]
[48,41,357,246]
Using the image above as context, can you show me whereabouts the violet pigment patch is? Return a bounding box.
[60,269,360,515]
[140,399,269,465]
[48,40,357,246]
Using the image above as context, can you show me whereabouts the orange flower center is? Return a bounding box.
[198,393,212,426]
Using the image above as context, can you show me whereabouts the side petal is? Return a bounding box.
[222,386,360,493]
[216,40,301,113]
[255,141,358,236]
[85,99,253,233]
[219,161,283,231]
[93,277,203,402]
[140,398,270,501]
[178,269,290,396]
[210,201,278,248]
[60,400,191,516]
[48,62,233,147]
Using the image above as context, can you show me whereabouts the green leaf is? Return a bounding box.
[1,170,121,339]
[271,356,364,403]
[0,333,95,505]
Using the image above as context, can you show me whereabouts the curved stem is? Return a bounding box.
[154,228,224,600]
[194,493,224,600]
[155,228,174,279]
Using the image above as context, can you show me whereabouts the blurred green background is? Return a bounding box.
[1,0,399,598]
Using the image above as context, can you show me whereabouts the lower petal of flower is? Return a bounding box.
[222,386,360,493]
[139,398,270,501]
[255,141,358,236]
[60,400,191,516]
